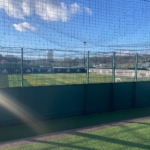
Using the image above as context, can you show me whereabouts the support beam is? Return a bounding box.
[21,48,24,87]
[134,53,138,82]
[112,52,116,83]
[86,51,89,84]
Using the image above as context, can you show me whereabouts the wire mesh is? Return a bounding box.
[1,48,150,87]
[1,0,150,51]
[89,52,113,83]
[1,1,150,87]
[23,48,86,86]
[138,53,150,81]
[115,51,135,82]
[0,47,21,88]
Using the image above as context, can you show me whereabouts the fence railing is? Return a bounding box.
[1,47,150,88]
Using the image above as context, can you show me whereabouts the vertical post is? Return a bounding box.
[83,42,86,68]
[112,52,116,83]
[134,53,138,82]
[21,48,24,87]
[110,52,116,112]
[86,51,89,115]
[132,53,138,108]
[21,48,24,117]
[86,51,89,84]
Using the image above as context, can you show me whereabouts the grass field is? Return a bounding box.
[0,106,150,144]
[7,119,150,150]
[0,73,136,88]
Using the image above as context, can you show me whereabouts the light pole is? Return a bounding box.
[83,42,87,67]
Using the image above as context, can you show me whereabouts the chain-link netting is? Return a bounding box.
[138,53,150,81]
[0,47,21,88]
[1,1,150,87]
[115,52,135,82]
[89,52,113,83]
[1,0,150,51]
[1,47,150,88]
[23,48,86,86]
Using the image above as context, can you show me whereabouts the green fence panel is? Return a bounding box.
[136,81,150,107]
[1,82,150,127]
[113,82,134,110]
[0,88,22,126]
[23,85,86,119]
[87,83,112,114]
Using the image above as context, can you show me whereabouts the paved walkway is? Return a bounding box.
[1,116,150,150]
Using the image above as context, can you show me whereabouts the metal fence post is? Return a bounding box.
[112,52,116,83]
[21,48,24,116]
[86,51,89,84]
[21,48,24,87]
[86,51,89,115]
[134,53,138,82]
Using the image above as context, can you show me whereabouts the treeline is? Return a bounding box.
[0,53,149,68]
[0,54,21,64]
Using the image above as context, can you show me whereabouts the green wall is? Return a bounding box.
[136,82,150,107]
[0,82,150,126]
[113,82,134,110]
[23,85,86,119]
[87,84,112,114]
[0,88,22,125]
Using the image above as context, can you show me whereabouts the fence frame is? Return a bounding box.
[1,47,150,87]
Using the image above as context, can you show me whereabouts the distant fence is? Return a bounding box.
[1,47,150,87]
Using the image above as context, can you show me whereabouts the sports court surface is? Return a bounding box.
[1,107,150,150]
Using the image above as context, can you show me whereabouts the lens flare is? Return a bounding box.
[0,91,47,134]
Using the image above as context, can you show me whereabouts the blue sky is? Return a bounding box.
[0,0,150,52]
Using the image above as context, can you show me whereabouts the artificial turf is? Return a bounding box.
[8,119,150,150]
[0,106,150,143]
[0,73,112,87]
[0,73,135,88]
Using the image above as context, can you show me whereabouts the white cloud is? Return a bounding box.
[0,0,92,22]
[13,22,36,32]
[35,1,68,22]
[84,7,93,15]
[22,0,32,16]
[0,0,25,19]
[70,3,81,14]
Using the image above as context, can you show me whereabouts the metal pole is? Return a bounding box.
[21,48,24,117]
[83,42,86,67]
[86,51,89,84]
[134,53,138,82]
[21,48,24,87]
[112,52,116,83]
